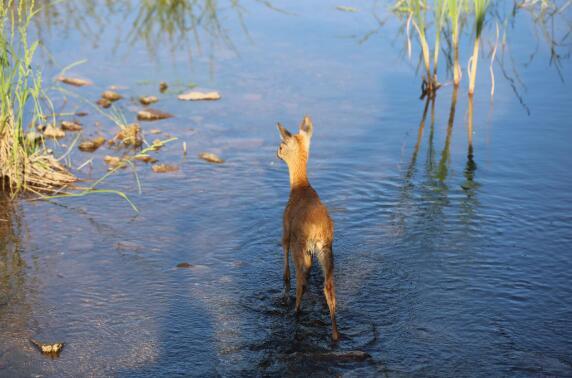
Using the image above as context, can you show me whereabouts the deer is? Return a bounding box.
[276,115,340,342]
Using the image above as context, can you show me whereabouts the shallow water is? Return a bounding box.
[1,1,572,376]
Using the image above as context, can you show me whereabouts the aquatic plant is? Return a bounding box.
[0,0,75,195]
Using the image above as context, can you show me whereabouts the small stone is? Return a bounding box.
[152,164,179,173]
[43,125,65,139]
[199,152,224,164]
[178,91,221,101]
[139,96,159,105]
[61,121,82,131]
[135,155,158,164]
[78,137,106,152]
[97,98,111,108]
[57,76,92,87]
[101,90,123,102]
[137,109,173,121]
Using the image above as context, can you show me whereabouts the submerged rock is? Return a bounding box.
[101,90,123,102]
[139,96,159,106]
[176,262,193,268]
[61,121,82,132]
[199,152,224,164]
[178,91,221,101]
[137,109,173,121]
[57,76,92,87]
[78,137,106,152]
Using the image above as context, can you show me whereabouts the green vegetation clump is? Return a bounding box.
[0,0,75,195]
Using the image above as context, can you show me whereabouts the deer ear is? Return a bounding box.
[299,116,313,139]
[277,122,292,141]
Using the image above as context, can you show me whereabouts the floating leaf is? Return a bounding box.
[178,91,221,101]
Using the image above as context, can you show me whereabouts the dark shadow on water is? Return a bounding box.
[239,268,387,376]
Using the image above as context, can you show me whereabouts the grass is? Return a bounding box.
[0,0,75,196]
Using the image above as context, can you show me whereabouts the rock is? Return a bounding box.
[61,121,82,131]
[57,76,92,87]
[178,91,221,101]
[137,109,173,121]
[159,81,168,93]
[199,152,224,164]
[152,164,179,173]
[97,98,111,108]
[78,137,106,152]
[139,96,159,105]
[101,90,122,102]
[43,125,65,139]
[176,262,193,268]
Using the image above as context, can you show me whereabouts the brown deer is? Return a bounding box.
[276,116,340,341]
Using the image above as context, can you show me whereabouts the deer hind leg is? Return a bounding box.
[293,244,312,314]
[318,246,340,341]
[282,234,291,302]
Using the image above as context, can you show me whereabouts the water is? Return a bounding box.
[1,1,572,376]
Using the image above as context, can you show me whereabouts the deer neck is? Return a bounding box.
[287,157,310,190]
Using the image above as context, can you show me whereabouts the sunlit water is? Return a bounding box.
[1,1,572,376]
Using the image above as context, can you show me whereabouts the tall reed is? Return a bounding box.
[468,0,489,96]
[447,0,463,86]
[433,0,447,81]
